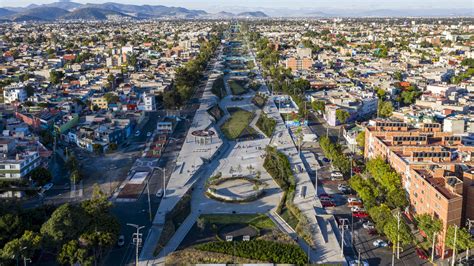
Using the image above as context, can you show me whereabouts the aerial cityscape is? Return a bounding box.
[0,0,473,265]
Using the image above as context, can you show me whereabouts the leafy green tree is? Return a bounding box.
[30,167,52,186]
[368,204,392,233]
[386,189,409,209]
[1,230,41,261]
[92,144,103,154]
[162,90,182,109]
[378,101,393,118]
[356,131,365,149]
[58,240,92,266]
[445,225,474,253]
[393,71,404,81]
[0,213,22,247]
[336,109,350,124]
[383,217,413,247]
[349,175,378,208]
[311,100,326,114]
[415,214,442,240]
[40,204,90,247]
[49,70,64,84]
[376,88,387,99]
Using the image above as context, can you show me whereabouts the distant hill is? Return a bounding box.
[236,11,268,18]
[0,8,16,17]
[10,7,69,21]
[61,7,130,20]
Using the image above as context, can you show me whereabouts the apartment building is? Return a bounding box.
[3,84,27,104]
[0,151,41,179]
[285,57,313,72]
[90,96,108,109]
[363,119,474,259]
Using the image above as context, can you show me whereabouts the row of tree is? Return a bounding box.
[319,136,351,175]
[1,185,119,265]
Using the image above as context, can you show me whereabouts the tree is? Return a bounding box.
[0,213,22,247]
[368,204,392,233]
[383,217,413,247]
[376,88,387,99]
[30,167,52,186]
[49,70,64,84]
[356,131,365,149]
[40,204,90,247]
[386,189,409,209]
[311,100,326,114]
[162,90,182,109]
[336,109,350,124]
[58,240,91,266]
[378,101,393,118]
[1,231,41,262]
[92,144,103,154]
[415,214,442,240]
[445,225,474,253]
[393,71,403,81]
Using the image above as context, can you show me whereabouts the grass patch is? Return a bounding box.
[220,108,254,140]
[280,208,299,229]
[229,80,248,95]
[256,113,276,137]
[252,93,267,108]
[211,75,226,98]
[201,214,275,230]
[195,240,306,264]
[154,192,191,255]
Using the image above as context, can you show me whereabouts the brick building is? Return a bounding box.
[363,119,474,258]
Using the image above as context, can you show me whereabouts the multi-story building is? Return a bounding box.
[363,119,474,259]
[0,151,41,179]
[91,96,108,109]
[285,57,313,72]
[3,83,27,104]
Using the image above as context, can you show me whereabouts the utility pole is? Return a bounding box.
[127,223,145,266]
[431,231,437,262]
[340,220,346,258]
[451,225,457,266]
[396,211,401,259]
[466,219,473,263]
[315,167,318,196]
[146,178,152,222]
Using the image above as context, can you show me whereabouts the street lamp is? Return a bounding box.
[154,167,167,198]
[127,223,145,266]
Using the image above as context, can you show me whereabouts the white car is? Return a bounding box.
[330,171,344,180]
[147,132,152,137]
[156,189,163,198]
[347,197,362,203]
[337,184,349,191]
[351,206,366,212]
[349,260,369,266]
[117,235,125,247]
[135,130,140,137]
[363,221,375,229]
[373,239,388,247]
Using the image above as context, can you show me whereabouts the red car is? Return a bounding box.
[352,211,369,218]
[319,193,332,198]
[321,201,336,208]
[416,248,428,260]
[368,229,378,236]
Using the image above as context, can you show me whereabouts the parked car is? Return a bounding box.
[373,239,388,247]
[321,201,336,208]
[416,247,428,260]
[348,201,364,207]
[319,196,332,202]
[135,130,141,137]
[349,259,369,266]
[347,197,362,203]
[42,183,53,191]
[147,132,152,137]
[322,157,330,163]
[352,211,369,218]
[368,229,378,236]
[319,193,332,198]
[337,184,349,191]
[330,171,344,181]
[336,217,349,229]
[363,221,375,229]
[351,206,366,212]
[352,166,362,174]
[156,189,163,198]
[117,235,125,247]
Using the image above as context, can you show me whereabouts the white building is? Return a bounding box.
[443,117,465,134]
[142,93,156,111]
[3,84,27,104]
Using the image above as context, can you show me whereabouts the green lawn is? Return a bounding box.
[200,214,275,229]
[280,208,299,230]
[229,80,248,95]
[220,109,253,140]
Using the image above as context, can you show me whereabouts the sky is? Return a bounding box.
[1,0,473,10]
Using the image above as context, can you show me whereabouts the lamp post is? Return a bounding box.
[466,219,473,263]
[127,223,145,266]
[155,167,167,198]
